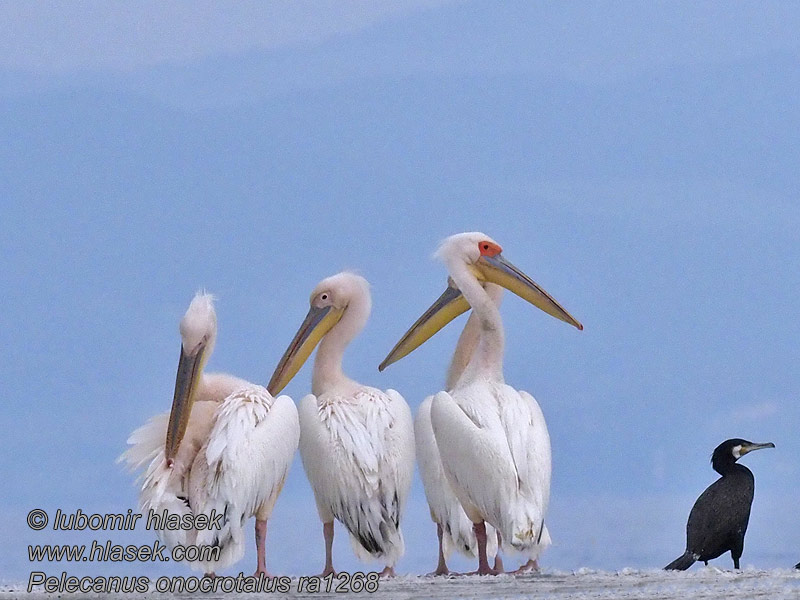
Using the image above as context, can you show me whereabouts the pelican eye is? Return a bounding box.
[479,241,501,256]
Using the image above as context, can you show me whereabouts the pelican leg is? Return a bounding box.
[472,522,498,575]
[320,522,335,577]
[379,565,396,578]
[427,523,450,576]
[494,531,504,573]
[513,558,539,574]
[253,519,271,577]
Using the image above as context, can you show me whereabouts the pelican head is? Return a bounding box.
[435,231,500,266]
[165,292,217,465]
[379,232,582,371]
[268,272,369,395]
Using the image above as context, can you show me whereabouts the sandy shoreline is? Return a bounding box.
[3,568,800,600]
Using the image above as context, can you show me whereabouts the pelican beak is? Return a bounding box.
[379,280,470,371]
[268,305,345,395]
[475,253,583,330]
[740,442,775,455]
[165,341,207,465]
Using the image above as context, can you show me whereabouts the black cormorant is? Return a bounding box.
[665,438,774,571]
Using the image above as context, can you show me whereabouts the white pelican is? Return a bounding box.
[380,233,582,574]
[267,272,415,577]
[380,278,500,575]
[120,293,300,576]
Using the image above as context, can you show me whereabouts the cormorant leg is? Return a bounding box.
[732,537,744,570]
[253,519,271,577]
[471,522,498,575]
[429,523,450,576]
[320,522,335,577]
[494,531,504,573]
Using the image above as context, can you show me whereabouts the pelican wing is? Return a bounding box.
[431,384,546,551]
[191,386,300,572]
[512,390,552,515]
[501,389,552,557]
[383,388,416,518]
[429,389,519,531]
[298,387,414,566]
[416,395,483,558]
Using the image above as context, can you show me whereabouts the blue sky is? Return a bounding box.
[2,1,799,580]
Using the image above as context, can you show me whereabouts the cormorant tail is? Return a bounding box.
[665,551,696,571]
[795,562,799,570]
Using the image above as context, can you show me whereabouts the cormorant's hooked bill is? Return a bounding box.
[665,438,774,571]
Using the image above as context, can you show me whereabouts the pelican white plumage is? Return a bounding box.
[267,272,415,577]
[380,279,501,575]
[380,233,582,575]
[120,293,299,576]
